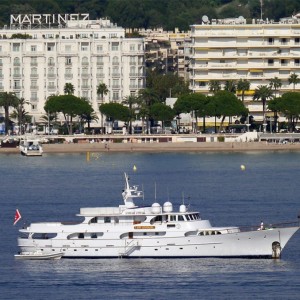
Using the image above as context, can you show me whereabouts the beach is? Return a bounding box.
[1,140,300,153]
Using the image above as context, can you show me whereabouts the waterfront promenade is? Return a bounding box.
[1,139,300,153]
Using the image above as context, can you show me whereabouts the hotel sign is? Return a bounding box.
[10,14,89,25]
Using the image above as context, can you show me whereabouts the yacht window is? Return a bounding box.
[104,217,111,223]
[170,215,176,221]
[90,217,98,223]
[178,215,184,221]
[186,215,191,221]
[78,233,84,239]
[91,233,97,238]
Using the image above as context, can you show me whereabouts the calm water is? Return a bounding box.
[1,151,300,299]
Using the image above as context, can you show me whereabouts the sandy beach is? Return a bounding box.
[1,141,300,154]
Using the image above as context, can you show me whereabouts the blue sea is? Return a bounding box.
[1,151,300,299]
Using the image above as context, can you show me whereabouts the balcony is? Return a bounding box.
[30,85,39,90]
[112,72,120,77]
[96,73,104,78]
[82,61,89,66]
[48,62,55,67]
[81,84,90,89]
[31,62,38,66]
[65,74,73,79]
[13,73,22,78]
[47,73,56,79]
[47,86,56,91]
[30,97,38,102]
[96,61,104,65]
[13,85,22,90]
[30,74,39,78]
[112,85,120,89]
[81,73,90,78]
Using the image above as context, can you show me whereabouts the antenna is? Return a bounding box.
[154,182,157,202]
[182,191,185,204]
[260,0,263,20]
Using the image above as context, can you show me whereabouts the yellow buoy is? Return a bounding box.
[133,165,137,171]
[240,164,246,171]
[86,151,90,162]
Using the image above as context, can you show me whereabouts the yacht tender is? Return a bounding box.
[19,137,43,156]
[16,173,299,258]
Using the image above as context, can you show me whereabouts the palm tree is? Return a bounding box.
[96,82,109,102]
[96,83,109,132]
[237,79,251,103]
[64,83,75,95]
[122,95,139,134]
[253,85,273,131]
[0,92,19,134]
[288,73,300,90]
[269,77,282,97]
[224,80,236,93]
[10,97,29,134]
[209,80,221,94]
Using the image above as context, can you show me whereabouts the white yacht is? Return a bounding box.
[16,173,299,259]
[19,137,43,156]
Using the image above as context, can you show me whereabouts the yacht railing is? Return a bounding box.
[238,221,300,233]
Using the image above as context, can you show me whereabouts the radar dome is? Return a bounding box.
[163,201,173,213]
[151,203,161,214]
[179,204,187,213]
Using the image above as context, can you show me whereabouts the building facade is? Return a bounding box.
[0,15,145,123]
[190,16,300,123]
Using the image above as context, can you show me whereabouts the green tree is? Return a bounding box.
[253,85,273,130]
[99,103,130,125]
[212,91,248,132]
[268,97,282,133]
[237,79,251,103]
[44,94,91,134]
[288,73,300,91]
[269,77,282,97]
[64,83,75,95]
[150,103,175,132]
[79,98,98,133]
[209,80,221,94]
[0,92,19,134]
[277,92,300,132]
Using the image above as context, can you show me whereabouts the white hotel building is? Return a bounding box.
[0,14,145,123]
[189,16,300,123]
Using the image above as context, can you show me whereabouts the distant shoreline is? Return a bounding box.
[1,141,300,154]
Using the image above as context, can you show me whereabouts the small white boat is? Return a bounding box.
[14,251,63,260]
[19,137,43,156]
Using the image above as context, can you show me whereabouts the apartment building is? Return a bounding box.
[190,15,300,122]
[0,14,145,122]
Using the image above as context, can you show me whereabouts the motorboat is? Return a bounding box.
[14,251,63,260]
[16,173,299,259]
[19,137,43,156]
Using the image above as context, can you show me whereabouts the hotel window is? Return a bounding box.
[130,66,136,75]
[31,80,37,88]
[112,56,119,65]
[82,57,89,65]
[138,44,142,51]
[81,43,89,51]
[48,67,55,75]
[48,57,55,66]
[281,59,287,66]
[31,57,38,66]
[130,79,135,88]
[82,68,89,75]
[281,38,287,45]
[65,57,72,65]
[112,79,119,88]
[295,38,300,44]
[66,68,72,75]
[31,45,37,52]
[96,67,103,75]
[31,68,37,75]
[82,79,88,87]
[111,42,119,51]
[13,43,20,52]
[0,81,3,89]
[31,92,37,100]
[47,43,55,51]
[268,59,274,66]
[295,59,300,66]
[130,57,136,65]
[0,45,2,52]
[130,44,135,51]
[14,80,21,89]
[97,45,103,53]
[13,67,21,76]
[268,38,274,45]
[112,91,119,101]
[112,66,119,75]
[97,57,103,65]
[13,57,20,66]
[82,90,89,100]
